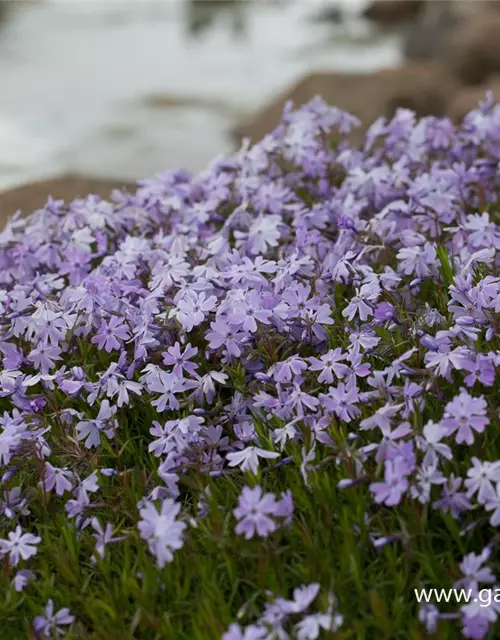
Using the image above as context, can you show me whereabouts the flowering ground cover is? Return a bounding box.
[2,95,500,639]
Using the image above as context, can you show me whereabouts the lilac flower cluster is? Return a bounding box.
[2,91,500,636]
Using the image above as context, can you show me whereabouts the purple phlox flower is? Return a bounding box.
[0,525,41,566]
[149,255,190,292]
[417,420,452,467]
[227,291,272,333]
[433,475,472,518]
[27,344,62,373]
[370,456,410,506]
[76,399,118,448]
[462,353,496,388]
[175,291,217,332]
[145,369,195,412]
[410,462,446,504]
[308,348,348,384]
[320,380,360,423]
[0,486,30,519]
[91,315,131,352]
[461,595,500,640]
[286,382,319,416]
[137,498,186,568]
[374,301,396,323]
[465,457,500,505]
[12,569,35,592]
[374,421,413,463]
[401,380,424,417]
[272,357,308,383]
[274,490,294,525]
[348,329,380,352]
[345,349,372,379]
[425,344,471,382]
[234,213,282,255]
[0,342,23,370]
[33,600,74,638]
[162,342,198,377]
[205,319,247,358]
[455,548,495,594]
[65,471,100,518]
[397,241,438,278]
[295,611,342,639]
[360,402,404,432]
[383,347,417,383]
[234,485,279,539]
[450,316,482,342]
[41,463,75,496]
[461,610,491,640]
[424,305,446,328]
[440,389,489,445]
[464,212,499,248]
[189,370,228,404]
[418,603,441,635]
[90,517,126,562]
[342,282,378,322]
[277,583,320,614]
[226,446,279,475]
[483,482,500,526]
[300,443,317,489]
[148,415,205,457]
[273,418,300,450]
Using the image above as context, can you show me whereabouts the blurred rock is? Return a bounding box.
[449,80,500,123]
[403,1,459,61]
[363,0,425,25]
[438,10,500,85]
[231,64,457,146]
[0,174,135,226]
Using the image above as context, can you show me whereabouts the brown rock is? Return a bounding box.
[439,11,500,85]
[231,64,458,146]
[0,174,135,227]
[363,0,425,25]
[449,80,500,123]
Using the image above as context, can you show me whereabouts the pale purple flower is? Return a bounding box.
[370,457,409,506]
[91,316,131,352]
[76,399,117,448]
[441,390,489,445]
[234,486,278,539]
[465,458,500,504]
[162,342,198,377]
[206,320,246,358]
[342,284,376,322]
[308,348,348,384]
[41,463,75,496]
[176,291,217,332]
[226,446,279,475]
[12,569,35,592]
[0,525,41,566]
[484,483,500,526]
[33,600,74,638]
[455,548,495,593]
[138,498,186,568]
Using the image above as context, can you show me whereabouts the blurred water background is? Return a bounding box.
[0,0,402,190]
